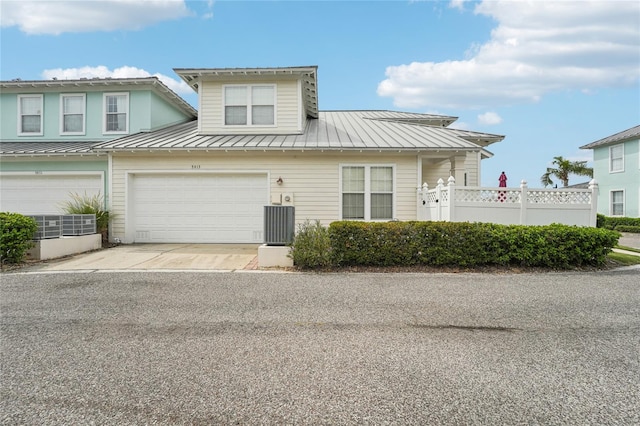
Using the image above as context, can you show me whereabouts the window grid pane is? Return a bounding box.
[252,86,274,104]
[343,194,365,219]
[22,115,41,133]
[21,97,41,114]
[252,105,274,125]
[342,167,365,192]
[225,87,247,105]
[106,113,126,132]
[225,106,247,125]
[371,167,392,192]
[371,194,393,219]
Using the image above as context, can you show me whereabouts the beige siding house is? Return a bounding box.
[95,66,504,244]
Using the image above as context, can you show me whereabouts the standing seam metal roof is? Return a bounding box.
[580,125,640,149]
[91,111,503,152]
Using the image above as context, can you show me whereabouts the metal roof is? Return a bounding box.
[0,141,101,156]
[174,66,319,119]
[580,124,640,149]
[1,77,197,119]
[92,110,502,156]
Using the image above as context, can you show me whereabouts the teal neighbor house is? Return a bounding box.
[0,77,197,214]
[580,124,640,218]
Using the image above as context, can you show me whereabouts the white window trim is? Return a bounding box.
[222,84,277,128]
[610,189,625,217]
[609,143,624,173]
[60,93,86,136]
[17,94,44,136]
[103,92,129,135]
[339,164,396,221]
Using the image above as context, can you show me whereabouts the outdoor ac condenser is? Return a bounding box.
[264,205,295,246]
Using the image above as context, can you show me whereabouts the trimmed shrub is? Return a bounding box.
[616,225,640,233]
[0,212,38,264]
[328,221,619,269]
[289,220,334,269]
[598,216,640,231]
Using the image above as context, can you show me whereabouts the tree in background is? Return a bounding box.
[540,156,593,187]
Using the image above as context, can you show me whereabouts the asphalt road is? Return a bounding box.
[1,269,639,425]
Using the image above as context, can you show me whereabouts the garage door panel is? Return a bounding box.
[0,174,103,215]
[132,173,268,243]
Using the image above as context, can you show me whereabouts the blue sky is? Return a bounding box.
[1,0,638,187]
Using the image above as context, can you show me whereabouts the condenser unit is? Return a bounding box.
[28,215,63,240]
[62,214,96,236]
[264,206,295,246]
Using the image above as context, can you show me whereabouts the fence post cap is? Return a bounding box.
[447,176,455,185]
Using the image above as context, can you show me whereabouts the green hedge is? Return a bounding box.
[597,215,640,232]
[0,212,38,264]
[327,221,619,269]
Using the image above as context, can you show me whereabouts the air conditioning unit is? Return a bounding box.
[62,214,96,236]
[264,206,295,246]
[28,215,63,240]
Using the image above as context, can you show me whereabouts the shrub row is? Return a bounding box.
[291,221,620,269]
[597,214,640,233]
[0,212,38,264]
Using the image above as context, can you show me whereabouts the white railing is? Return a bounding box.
[417,177,598,227]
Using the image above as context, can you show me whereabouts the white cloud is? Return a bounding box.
[41,66,192,95]
[1,0,193,35]
[478,111,502,125]
[378,0,640,109]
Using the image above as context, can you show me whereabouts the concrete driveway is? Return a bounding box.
[28,244,260,272]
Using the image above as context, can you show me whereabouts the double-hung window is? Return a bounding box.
[104,93,129,134]
[341,165,394,220]
[610,144,624,173]
[60,94,85,135]
[18,94,43,135]
[224,85,275,126]
[611,190,624,216]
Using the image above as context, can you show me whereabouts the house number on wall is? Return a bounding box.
[191,165,201,169]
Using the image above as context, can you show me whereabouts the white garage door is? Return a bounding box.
[0,173,103,214]
[131,173,269,243]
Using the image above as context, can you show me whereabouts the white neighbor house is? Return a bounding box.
[94,66,506,244]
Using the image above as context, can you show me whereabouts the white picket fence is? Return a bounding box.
[417,177,598,227]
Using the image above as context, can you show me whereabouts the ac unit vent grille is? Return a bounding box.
[264,206,295,246]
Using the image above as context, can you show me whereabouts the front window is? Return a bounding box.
[18,94,43,135]
[610,144,624,173]
[611,190,624,216]
[224,85,275,126]
[61,94,85,135]
[104,93,129,133]
[341,165,394,220]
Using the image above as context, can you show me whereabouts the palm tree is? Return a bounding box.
[540,156,593,187]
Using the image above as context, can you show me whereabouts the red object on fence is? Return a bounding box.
[498,172,507,202]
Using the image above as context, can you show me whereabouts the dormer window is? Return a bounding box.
[18,94,43,135]
[224,85,275,126]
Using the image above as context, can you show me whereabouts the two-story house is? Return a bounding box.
[0,77,197,214]
[93,66,504,244]
[580,124,640,218]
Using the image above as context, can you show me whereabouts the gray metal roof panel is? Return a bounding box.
[93,111,489,152]
[0,141,100,155]
[580,125,640,149]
